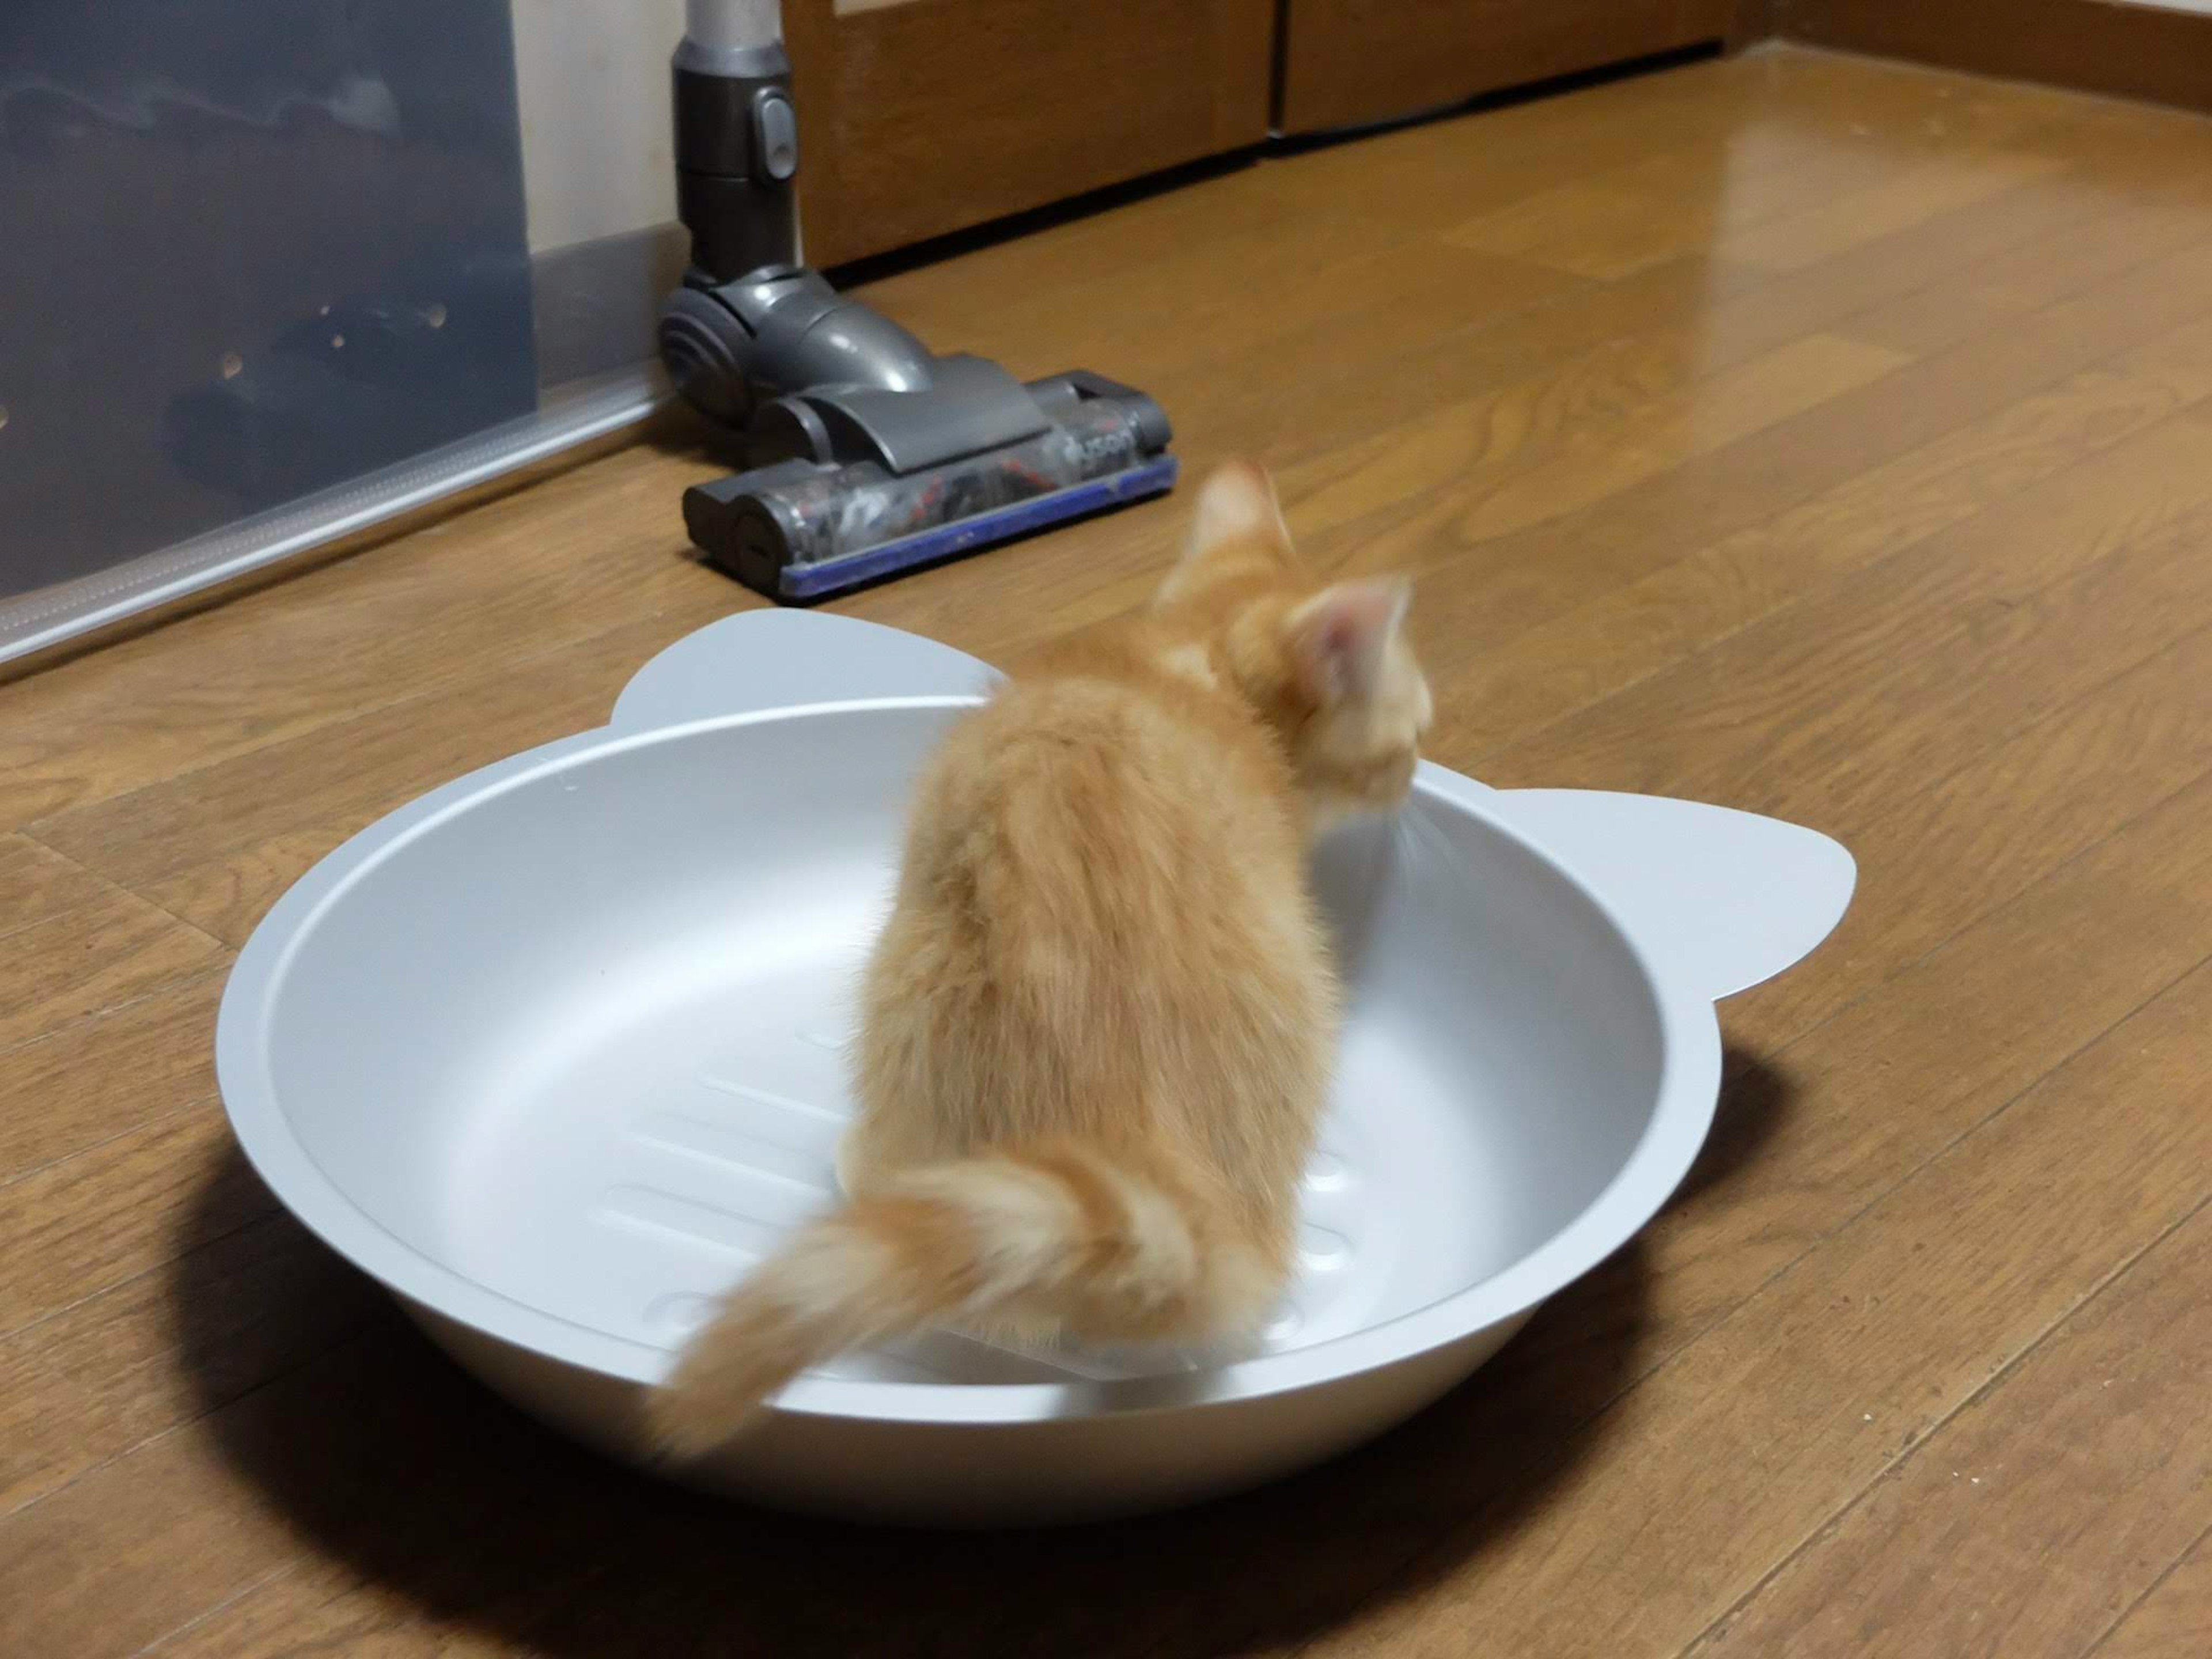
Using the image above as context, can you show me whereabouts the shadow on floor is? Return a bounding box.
[170,1137,1701,1656]
[1674,1047,1800,1211]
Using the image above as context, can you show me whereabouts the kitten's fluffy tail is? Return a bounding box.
[647,1139,1266,1458]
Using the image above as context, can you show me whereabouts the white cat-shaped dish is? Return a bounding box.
[217,609,1852,1524]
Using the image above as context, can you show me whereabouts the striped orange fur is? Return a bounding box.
[649,461,1431,1457]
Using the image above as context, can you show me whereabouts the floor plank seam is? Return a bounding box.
[1749,936,2212,1237]
[2078,1513,2212,1659]
[1817,197,2204,385]
[0,1320,388,1531]
[1821,197,2212,344]
[0,1088,221,1198]
[1459,392,2212,789]
[1544,228,2212,579]
[1752,605,2212,835]
[1459,433,2212,791]
[0,835,131,950]
[124,1563,300,1659]
[1349,329,1925,593]
[7,586,696,844]
[0,961,232,1070]
[1701,726,2212,1087]
[0,1179,286,1355]
[1667,1186,2212,1659]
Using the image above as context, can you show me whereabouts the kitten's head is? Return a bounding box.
[1155,460,1433,827]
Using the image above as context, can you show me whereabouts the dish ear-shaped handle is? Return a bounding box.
[1483,789,1855,1003]
[611,609,1003,729]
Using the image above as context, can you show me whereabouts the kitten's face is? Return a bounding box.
[1155,461,1434,828]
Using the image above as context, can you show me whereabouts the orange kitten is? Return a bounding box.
[649,460,1432,1455]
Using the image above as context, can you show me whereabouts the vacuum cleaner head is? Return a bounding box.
[680,368,1176,601]
[660,10,1176,603]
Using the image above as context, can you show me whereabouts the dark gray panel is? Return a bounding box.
[0,1,538,597]
[531,224,686,392]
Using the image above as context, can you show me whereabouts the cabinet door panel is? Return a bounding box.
[788,0,1274,266]
[1279,1,1735,135]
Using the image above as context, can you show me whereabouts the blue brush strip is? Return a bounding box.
[778,454,1180,601]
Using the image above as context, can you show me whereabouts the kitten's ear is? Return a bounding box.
[1288,577,1412,704]
[1186,460,1291,564]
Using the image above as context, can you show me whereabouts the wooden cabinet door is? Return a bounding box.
[786,0,1275,267]
[1278,0,1736,135]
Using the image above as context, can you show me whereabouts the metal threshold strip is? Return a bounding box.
[0,370,666,669]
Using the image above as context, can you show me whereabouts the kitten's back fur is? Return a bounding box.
[649,461,1430,1455]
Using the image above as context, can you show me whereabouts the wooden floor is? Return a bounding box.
[5,41,2212,1658]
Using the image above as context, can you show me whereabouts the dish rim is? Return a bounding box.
[215,695,1722,1427]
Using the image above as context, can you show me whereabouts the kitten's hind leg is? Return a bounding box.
[833,1115,899,1198]
[834,1127,864,1199]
